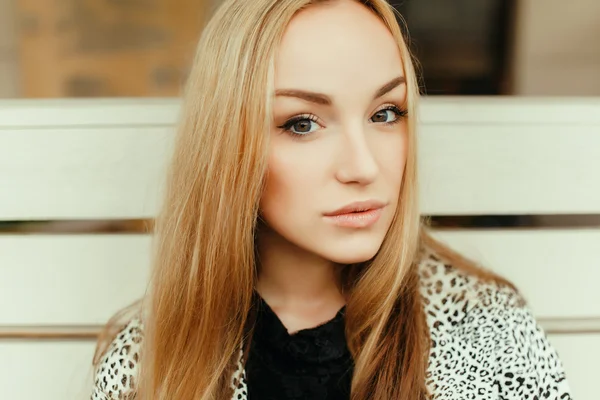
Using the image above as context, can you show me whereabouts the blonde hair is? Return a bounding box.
[94,0,510,398]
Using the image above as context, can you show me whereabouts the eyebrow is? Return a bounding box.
[275,75,406,106]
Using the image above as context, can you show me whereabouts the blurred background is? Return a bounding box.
[0,0,598,99]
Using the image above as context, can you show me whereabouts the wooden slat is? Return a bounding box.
[418,96,600,124]
[0,127,172,220]
[0,341,95,400]
[1,98,599,219]
[419,123,600,215]
[0,229,598,325]
[0,98,180,127]
[2,316,599,341]
[0,235,150,325]
[549,333,600,399]
[540,317,600,335]
[432,228,600,318]
[0,326,100,340]
[1,97,599,127]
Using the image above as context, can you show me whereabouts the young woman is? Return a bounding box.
[91,0,571,399]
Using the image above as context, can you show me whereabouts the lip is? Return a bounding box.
[323,200,387,228]
[324,200,387,216]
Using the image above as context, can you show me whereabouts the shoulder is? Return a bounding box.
[92,318,144,400]
[417,248,524,332]
[418,249,571,399]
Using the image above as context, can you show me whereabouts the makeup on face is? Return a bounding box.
[259,0,408,265]
[322,200,387,229]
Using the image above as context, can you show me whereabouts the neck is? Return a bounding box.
[255,225,345,310]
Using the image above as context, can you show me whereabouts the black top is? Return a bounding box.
[245,293,353,400]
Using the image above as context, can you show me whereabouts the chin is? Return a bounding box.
[311,231,387,264]
[323,244,382,264]
[330,253,376,264]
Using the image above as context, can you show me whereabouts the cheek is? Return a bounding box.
[260,143,322,225]
[259,127,410,264]
[376,129,408,188]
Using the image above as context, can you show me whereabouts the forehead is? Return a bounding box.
[274,1,403,92]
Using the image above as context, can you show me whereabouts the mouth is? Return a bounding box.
[324,200,387,216]
[323,200,387,228]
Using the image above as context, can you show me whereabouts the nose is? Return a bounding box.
[334,123,379,185]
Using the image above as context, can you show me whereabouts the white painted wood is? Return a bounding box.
[419,123,600,215]
[1,97,599,127]
[542,318,600,335]
[549,333,600,399]
[0,229,598,325]
[0,341,96,400]
[0,127,173,220]
[432,229,600,319]
[0,97,597,399]
[418,96,600,124]
[0,98,181,127]
[1,97,599,219]
[420,98,600,216]
[0,235,151,325]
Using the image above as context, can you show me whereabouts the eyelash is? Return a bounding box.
[277,105,408,139]
[375,105,408,125]
[278,113,320,136]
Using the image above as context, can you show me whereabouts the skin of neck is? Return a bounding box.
[255,222,347,313]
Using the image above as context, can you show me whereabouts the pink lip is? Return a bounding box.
[323,200,386,228]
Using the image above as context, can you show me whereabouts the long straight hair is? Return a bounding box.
[94,1,511,399]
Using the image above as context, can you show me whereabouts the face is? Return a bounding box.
[259,0,409,264]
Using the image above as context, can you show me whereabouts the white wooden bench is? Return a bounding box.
[0,97,598,399]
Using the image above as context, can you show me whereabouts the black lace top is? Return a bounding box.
[245,293,354,400]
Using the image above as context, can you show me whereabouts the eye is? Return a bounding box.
[278,114,322,137]
[370,106,407,124]
[290,119,318,134]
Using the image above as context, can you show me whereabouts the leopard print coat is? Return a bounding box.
[91,251,572,399]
